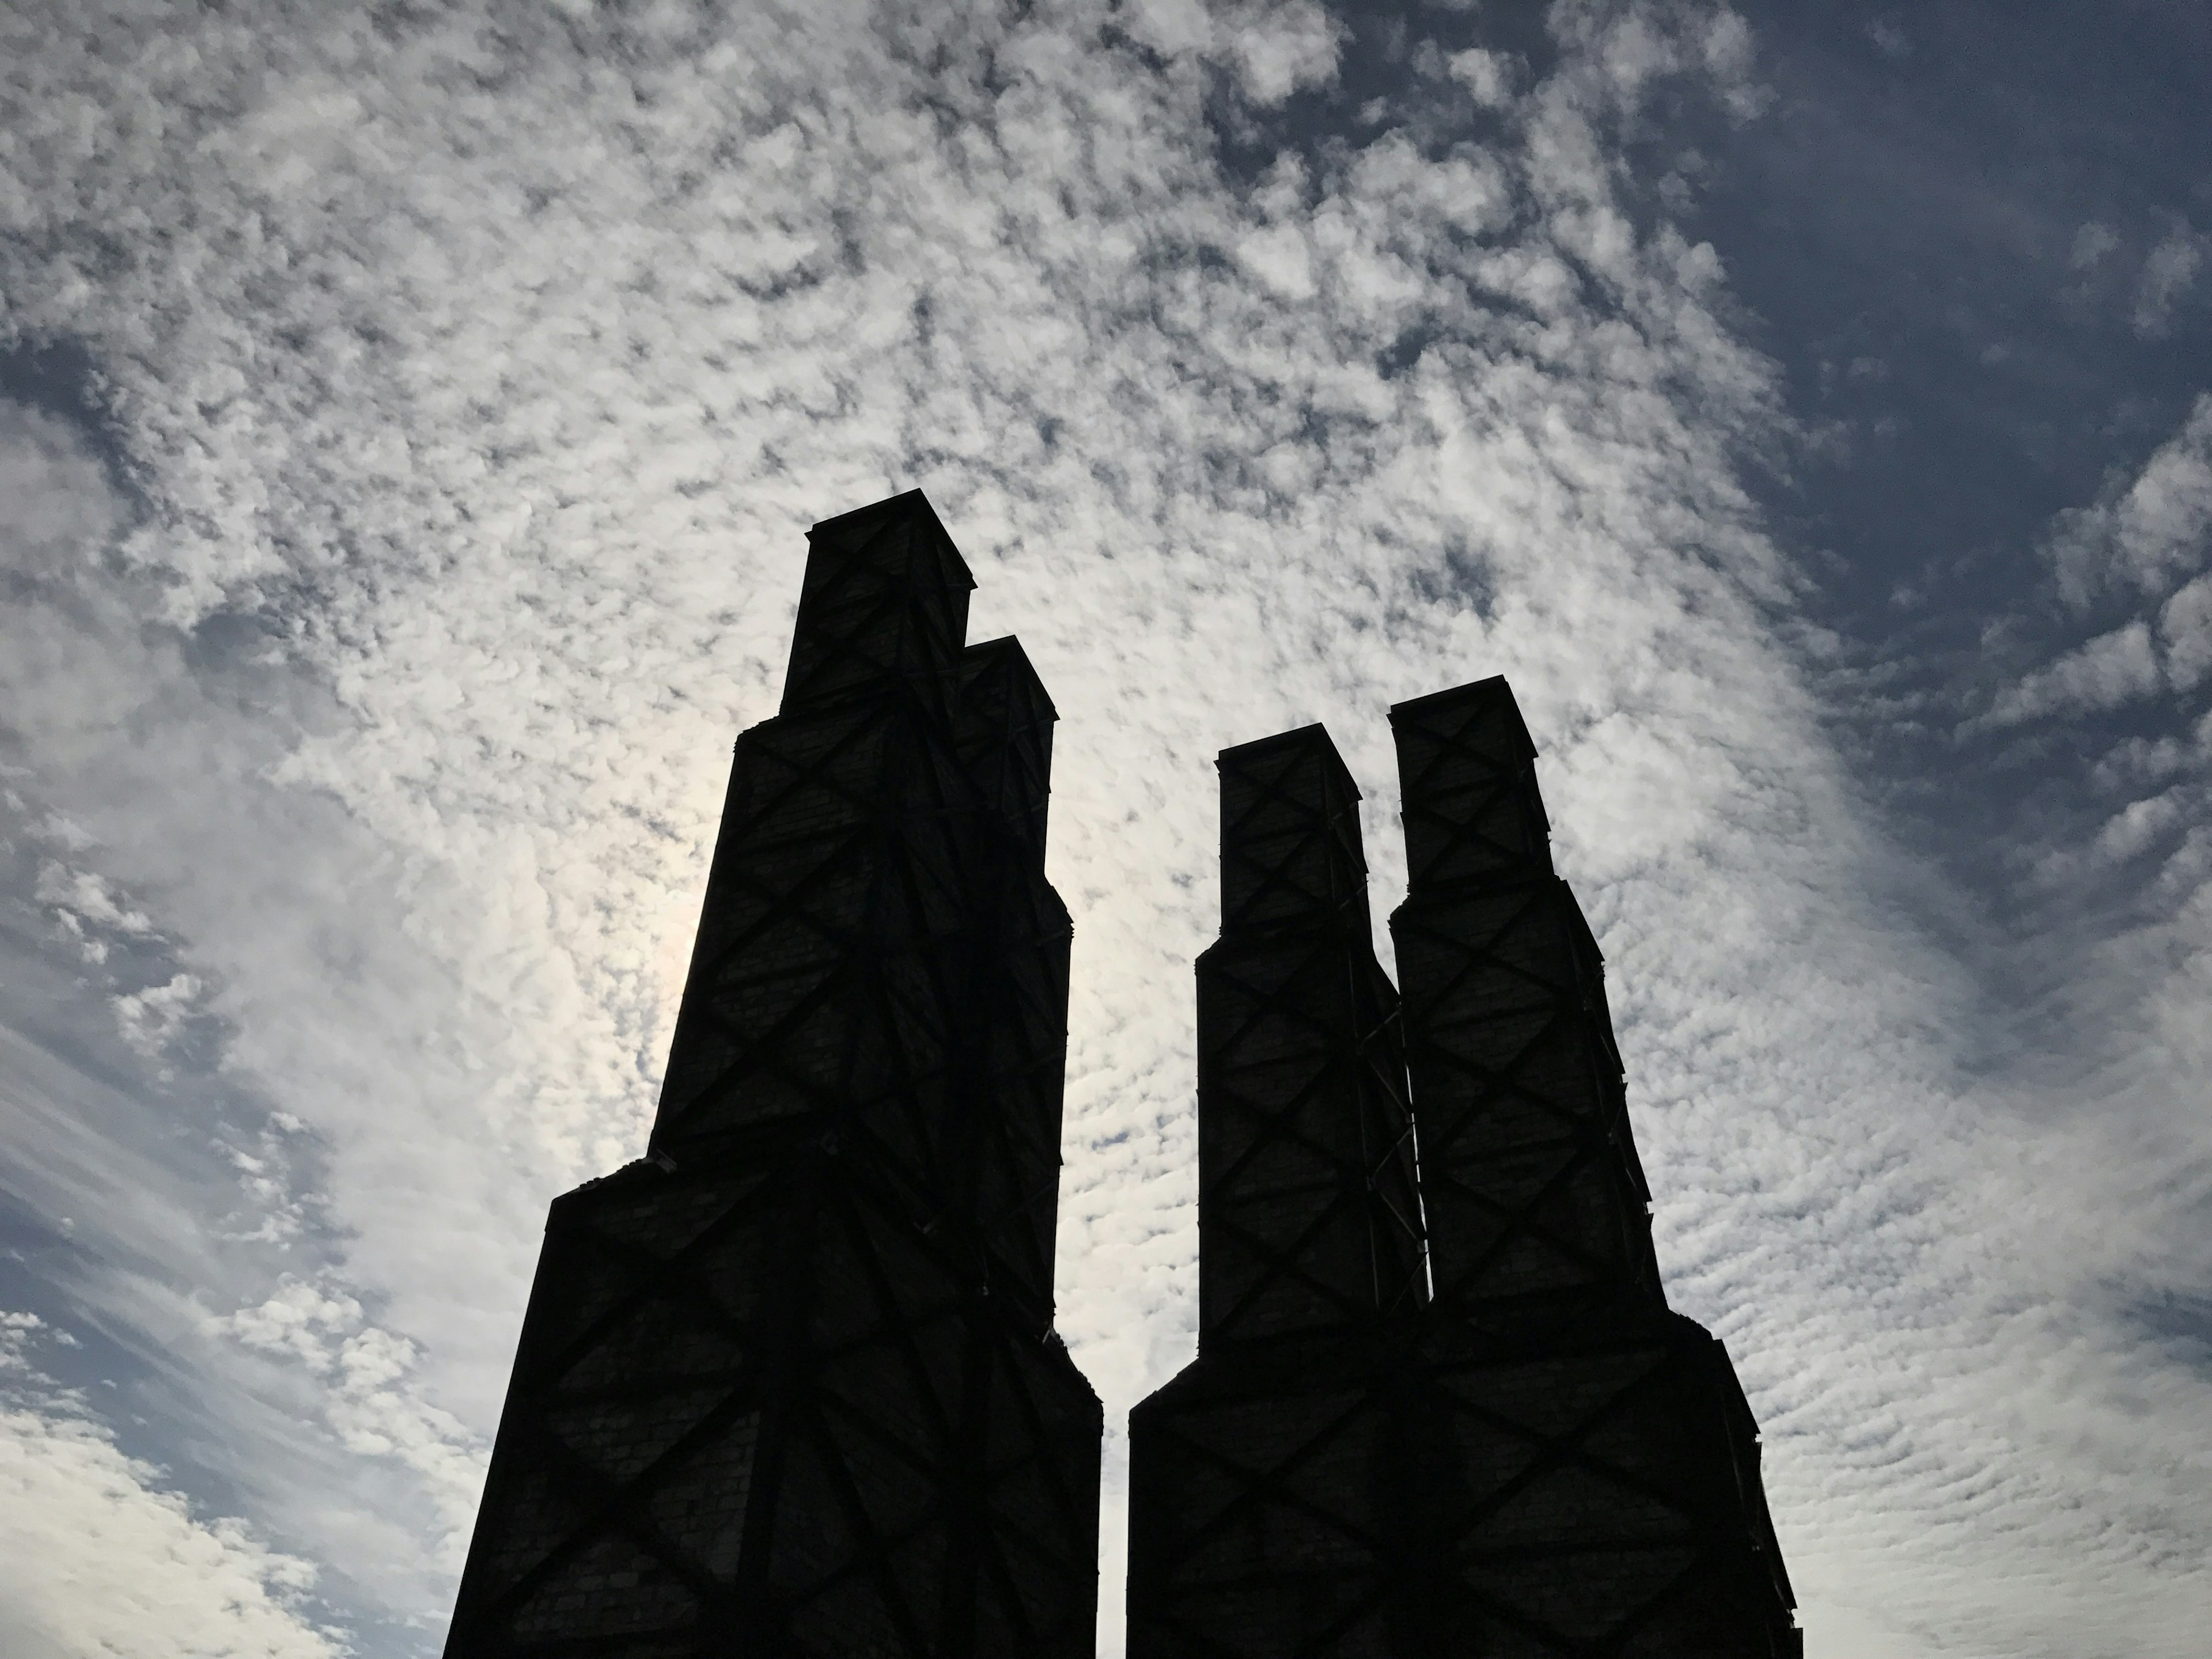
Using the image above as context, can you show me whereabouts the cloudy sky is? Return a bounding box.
[2,2,2209,1655]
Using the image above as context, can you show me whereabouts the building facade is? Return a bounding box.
[442,488,1796,1656]
[1127,680,1800,1658]
[444,492,1101,1659]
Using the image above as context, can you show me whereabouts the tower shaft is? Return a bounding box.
[1388,679,1662,1323]
[1128,680,1801,1658]
[1128,726,1428,1658]
[1387,679,1797,1657]
[445,494,1101,1659]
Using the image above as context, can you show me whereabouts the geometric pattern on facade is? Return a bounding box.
[1128,679,1800,1657]
[1130,724,1428,1656]
[1199,727,1428,1343]
[444,491,1101,1659]
[1414,1317,1798,1656]
[1388,680,1665,1321]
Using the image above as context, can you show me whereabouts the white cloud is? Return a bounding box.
[1983,619,2162,726]
[1120,0,1342,104]
[1233,219,1316,298]
[1219,0,1344,104]
[2071,220,2119,270]
[0,1319,341,1659]
[1446,48,1516,109]
[0,5,2205,1658]
[2047,393,2212,606]
[35,862,156,935]
[2157,571,2212,688]
[112,971,204,1058]
[2131,224,2207,337]
[209,1281,487,1557]
[1984,397,2212,750]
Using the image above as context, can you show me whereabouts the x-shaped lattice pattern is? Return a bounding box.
[1418,1324,1794,1656]
[446,495,1099,1658]
[1389,684,1662,1317]
[1129,1319,1797,1659]
[1198,728,1427,1345]
[653,517,1071,1327]
[780,496,975,722]
[1130,679,1798,1658]
[1392,878,1661,1315]
[453,1149,1100,1658]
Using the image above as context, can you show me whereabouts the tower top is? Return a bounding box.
[1388,675,1552,894]
[782,489,976,718]
[1215,724,1373,939]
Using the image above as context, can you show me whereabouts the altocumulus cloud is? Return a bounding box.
[0,1311,343,1659]
[0,3,2207,1658]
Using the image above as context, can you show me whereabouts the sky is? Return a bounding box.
[1,2,2208,1656]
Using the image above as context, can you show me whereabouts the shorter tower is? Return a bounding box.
[1125,726,1429,1657]
[1127,680,1800,1657]
[444,493,1101,1659]
[1389,679,1798,1656]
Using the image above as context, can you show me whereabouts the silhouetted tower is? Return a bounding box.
[1126,726,1429,1657]
[444,493,1102,1659]
[1130,682,1801,1657]
[1388,679,1797,1656]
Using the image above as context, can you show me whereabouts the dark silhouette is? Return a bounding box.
[1127,680,1801,1657]
[444,492,1101,1659]
[442,490,1796,1656]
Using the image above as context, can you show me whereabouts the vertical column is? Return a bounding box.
[1387,677,1800,1657]
[1198,726,1426,1343]
[652,491,983,1183]
[443,492,1100,1659]
[1388,678,1662,1324]
[953,637,1073,1327]
[1126,724,1427,1659]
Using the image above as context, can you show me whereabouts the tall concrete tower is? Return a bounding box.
[1127,679,1800,1657]
[444,493,1101,1659]
[1387,678,1798,1656]
[1124,725,1432,1657]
